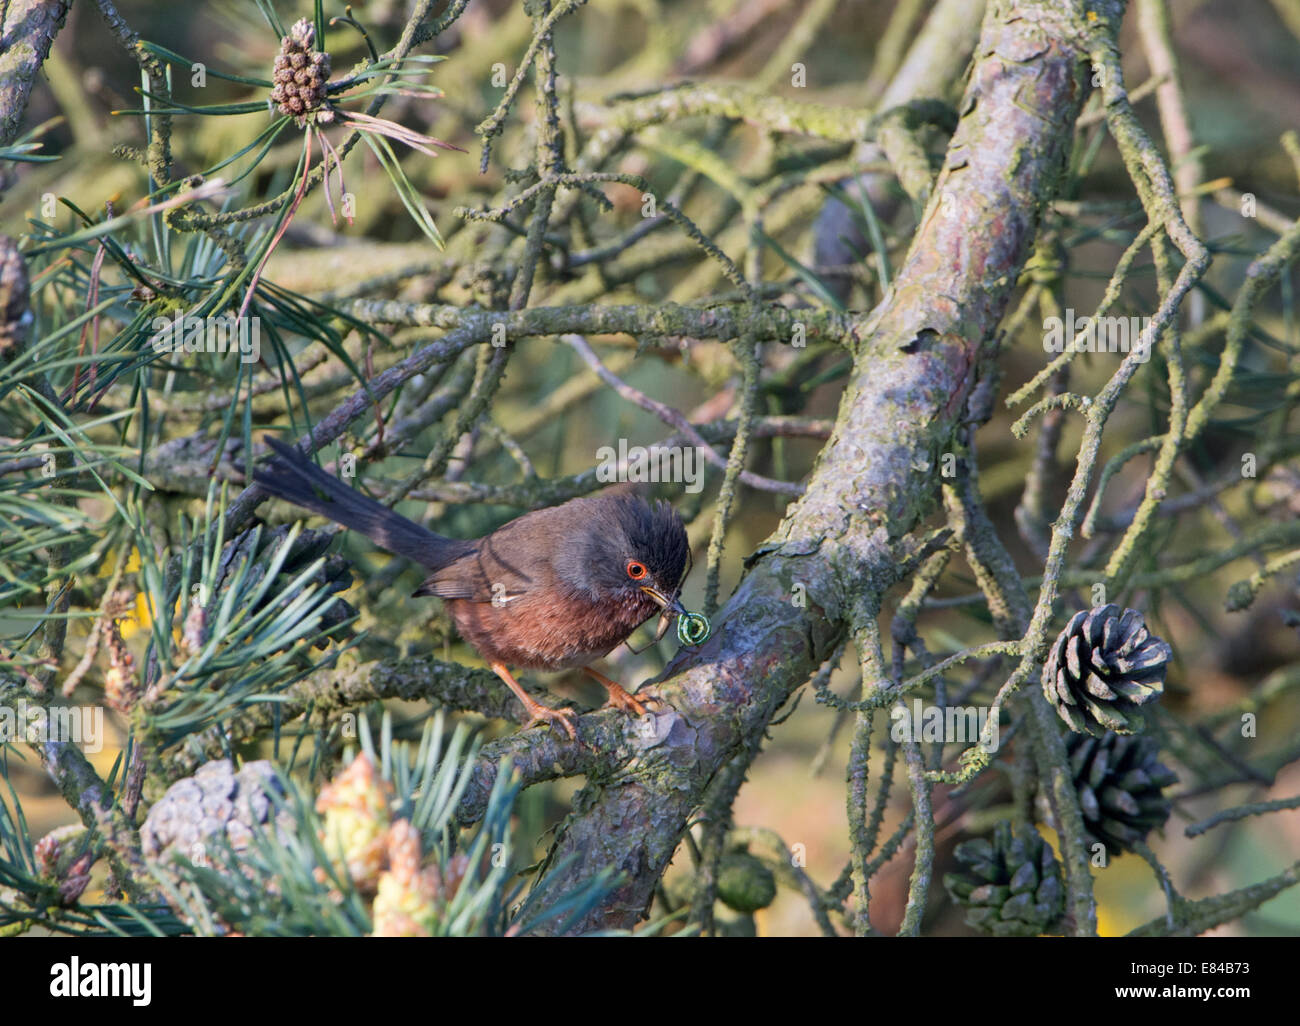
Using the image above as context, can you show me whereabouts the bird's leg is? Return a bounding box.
[490,661,577,740]
[583,667,656,717]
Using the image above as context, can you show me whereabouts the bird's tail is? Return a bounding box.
[253,436,466,570]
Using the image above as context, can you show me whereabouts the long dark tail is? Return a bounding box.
[254,437,466,570]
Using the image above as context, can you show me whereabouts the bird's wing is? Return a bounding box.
[412,527,549,603]
[412,576,480,600]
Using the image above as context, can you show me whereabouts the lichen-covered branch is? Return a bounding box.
[0,0,71,148]
[525,0,1098,933]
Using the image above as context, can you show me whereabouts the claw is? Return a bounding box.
[523,704,578,740]
[583,667,659,718]
[603,687,648,717]
[490,661,578,741]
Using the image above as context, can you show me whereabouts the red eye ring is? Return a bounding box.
[626,560,648,580]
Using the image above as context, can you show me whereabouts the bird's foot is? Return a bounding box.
[583,667,660,717]
[523,703,578,740]
[601,685,651,717]
[489,661,578,740]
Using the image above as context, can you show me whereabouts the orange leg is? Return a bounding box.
[583,667,656,717]
[490,661,577,739]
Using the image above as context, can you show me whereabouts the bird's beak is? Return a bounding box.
[640,585,688,617]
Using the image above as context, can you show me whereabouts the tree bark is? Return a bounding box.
[529,0,1101,933]
[0,0,72,149]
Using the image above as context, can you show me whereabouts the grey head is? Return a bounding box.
[552,493,689,617]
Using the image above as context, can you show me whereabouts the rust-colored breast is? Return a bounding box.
[445,589,657,670]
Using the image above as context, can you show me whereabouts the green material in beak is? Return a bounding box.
[676,611,711,646]
[640,585,710,646]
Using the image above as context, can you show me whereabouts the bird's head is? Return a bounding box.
[555,494,690,620]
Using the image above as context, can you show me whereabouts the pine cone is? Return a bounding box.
[1066,731,1178,856]
[1042,604,1169,735]
[716,851,776,914]
[142,759,293,864]
[271,19,333,124]
[943,821,1064,936]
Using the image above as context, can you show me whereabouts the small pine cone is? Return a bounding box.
[371,819,442,937]
[143,761,293,933]
[716,851,777,914]
[944,822,1064,936]
[1042,604,1170,736]
[316,752,393,892]
[34,823,86,876]
[287,18,315,50]
[1067,731,1178,856]
[58,854,94,905]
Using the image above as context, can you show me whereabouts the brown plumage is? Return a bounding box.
[253,437,690,736]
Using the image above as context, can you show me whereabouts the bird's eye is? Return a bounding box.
[626,560,648,580]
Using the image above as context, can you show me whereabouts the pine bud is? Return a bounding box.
[371,820,443,937]
[315,752,392,892]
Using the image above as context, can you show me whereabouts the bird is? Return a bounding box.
[253,436,691,738]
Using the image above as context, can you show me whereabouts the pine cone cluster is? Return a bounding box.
[944,821,1064,936]
[271,19,333,124]
[316,752,471,934]
[1066,731,1178,856]
[372,820,469,937]
[1042,604,1170,735]
[103,620,139,712]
